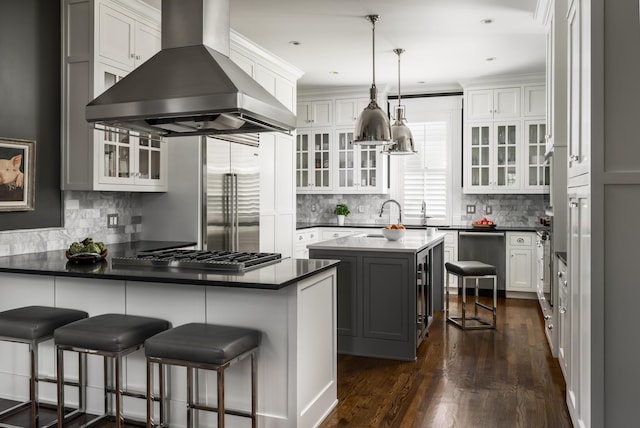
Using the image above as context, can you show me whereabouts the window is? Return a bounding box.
[393,96,461,226]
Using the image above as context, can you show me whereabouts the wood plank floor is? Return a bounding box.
[0,298,571,428]
[320,297,572,428]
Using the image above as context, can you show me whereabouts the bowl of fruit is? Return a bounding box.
[382,224,406,241]
[472,217,496,229]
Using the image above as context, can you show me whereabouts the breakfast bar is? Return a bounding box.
[0,242,339,427]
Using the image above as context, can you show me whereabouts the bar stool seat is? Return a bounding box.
[0,306,88,427]
[445,261,497,330]
[145,323,261,428]
[54,314,170,428]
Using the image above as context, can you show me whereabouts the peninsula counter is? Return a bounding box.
[0,241,339,428]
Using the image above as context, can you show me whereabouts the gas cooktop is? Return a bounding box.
[111,249,282,272]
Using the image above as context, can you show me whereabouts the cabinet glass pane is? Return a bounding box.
[530,166,537,185]
[118,146,130,177]
[481,127,489,145]
[497,126,505,145]
[481,168,489,185]
[471,127,479,146]
[497,167,505,185]
[529,146,538,165]
[508,147,516,164]
[481,147,489,165]
[497,147,505,165]
[151,150,160,179]
[508,125,516,143]
[139,148,149,178]
[104,144,116,177]
[472,147,479,165]
[472,168,479,186]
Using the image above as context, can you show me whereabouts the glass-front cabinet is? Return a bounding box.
[297,129,386,194]
[296,129,332,192]
[524,120,549,190]
[465,121,520,192]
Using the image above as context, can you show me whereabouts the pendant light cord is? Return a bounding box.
[397,50,401,108]
[372,18,376,89]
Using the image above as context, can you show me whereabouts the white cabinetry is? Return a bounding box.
[296,100,332,128]
[296,94,388,195]
[334,97,369,126]
[295,228,320,259]
[463,84,547,194]
[62,0,167,192]
[557,255,568,379]
[505,232,536,294]
[443,231,458,288]
[465,87,521,120]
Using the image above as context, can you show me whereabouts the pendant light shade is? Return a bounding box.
[352,15,392,146]
[382,48,416,155]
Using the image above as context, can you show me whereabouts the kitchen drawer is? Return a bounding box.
[509,234,533,246]
[321,229,355,240]
[296,229,320,244]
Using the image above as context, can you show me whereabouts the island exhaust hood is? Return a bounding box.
[85,0,296,138]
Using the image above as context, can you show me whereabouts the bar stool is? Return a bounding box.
[0,305,88,428]
[144,323,261,428]
[54,313,170,428]
[445,261,497,330]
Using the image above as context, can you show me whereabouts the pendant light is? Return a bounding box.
[352,15,392,146]
[382,48,417,155]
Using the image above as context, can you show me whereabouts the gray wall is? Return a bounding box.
[0,0,63,230]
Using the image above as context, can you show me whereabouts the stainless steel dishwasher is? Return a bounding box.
[458,231,506,296]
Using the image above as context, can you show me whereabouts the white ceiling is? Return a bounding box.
[144,0,546,94]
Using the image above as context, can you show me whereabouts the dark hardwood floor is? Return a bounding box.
[0,298,571,428]
[320,297,572,428]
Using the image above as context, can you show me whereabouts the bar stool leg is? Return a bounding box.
[146,358,154,428]
[186,366,193,428]
[474,277,479,319]
[445,271,450,321]
[218,368,225,428]
[493,275,498,327]
[29,340,38,428]
[56,347,64,428]
[115,355,123,428]
[461,277,467,330]
[251,352,257,428]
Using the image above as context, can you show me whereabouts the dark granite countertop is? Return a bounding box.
[296,222,548,233]
[0,241,339,290]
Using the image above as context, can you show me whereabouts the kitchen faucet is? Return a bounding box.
[421,200,432,226]
[379,199,402,224]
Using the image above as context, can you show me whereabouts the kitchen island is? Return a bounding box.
[308,230,445,361]
[0,241,339,428]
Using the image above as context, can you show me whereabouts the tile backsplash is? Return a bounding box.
[298,193,547,227]
[0,191,142,257]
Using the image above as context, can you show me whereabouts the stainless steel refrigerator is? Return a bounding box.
[204,137,260,252]
[140,135,260,252]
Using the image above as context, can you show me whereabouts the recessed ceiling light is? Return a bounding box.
[288,41,301,46]
[486,57,496,62]
[329,71,339,75]
[417,81,425,84]
[480,18,493,24]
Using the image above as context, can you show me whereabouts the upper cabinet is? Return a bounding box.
[62,0,167,192]
[296,94,388,195]
[465,87,521,121]
[334,97,370,126]
[296,100,333,128]
[463,83,548,194]
[96,0,160,70]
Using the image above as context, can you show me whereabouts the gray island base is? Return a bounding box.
[309,231,445,361]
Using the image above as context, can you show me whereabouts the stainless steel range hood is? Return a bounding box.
[86,0,296,138]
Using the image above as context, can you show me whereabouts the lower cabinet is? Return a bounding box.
[557,255,569,379]
[505,232,537,294]
[309,242,443,361]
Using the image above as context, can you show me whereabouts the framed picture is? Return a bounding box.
[0,137,35,211]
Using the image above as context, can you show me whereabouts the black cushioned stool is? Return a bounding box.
[144,323,261,428]
[54,314,170,428]
[0,305,88,428]
[445,261,497,330]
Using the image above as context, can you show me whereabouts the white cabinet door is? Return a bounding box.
[133,20,160,66]
[296,129,333,192]
[557,256,568,379]
[466,88,520,120]
[296,100,332,128]
[98,1,135,69]
[523,85,546,117]
[334,129,385,194]
[523,120,550,191]
[506,233,536,292]
[567,1,589,179]
[335,97,369,126]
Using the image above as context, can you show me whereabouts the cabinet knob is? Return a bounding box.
[569,155,579,162]
[135,55,141,60]
[298,236,303,240]
[130,53,135,58]
[310,234,315,238]
[517,238,524,243]
[569,201,578,208]
[547,324,554,330]
[559,306,567,314]
[544,314,551,320]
